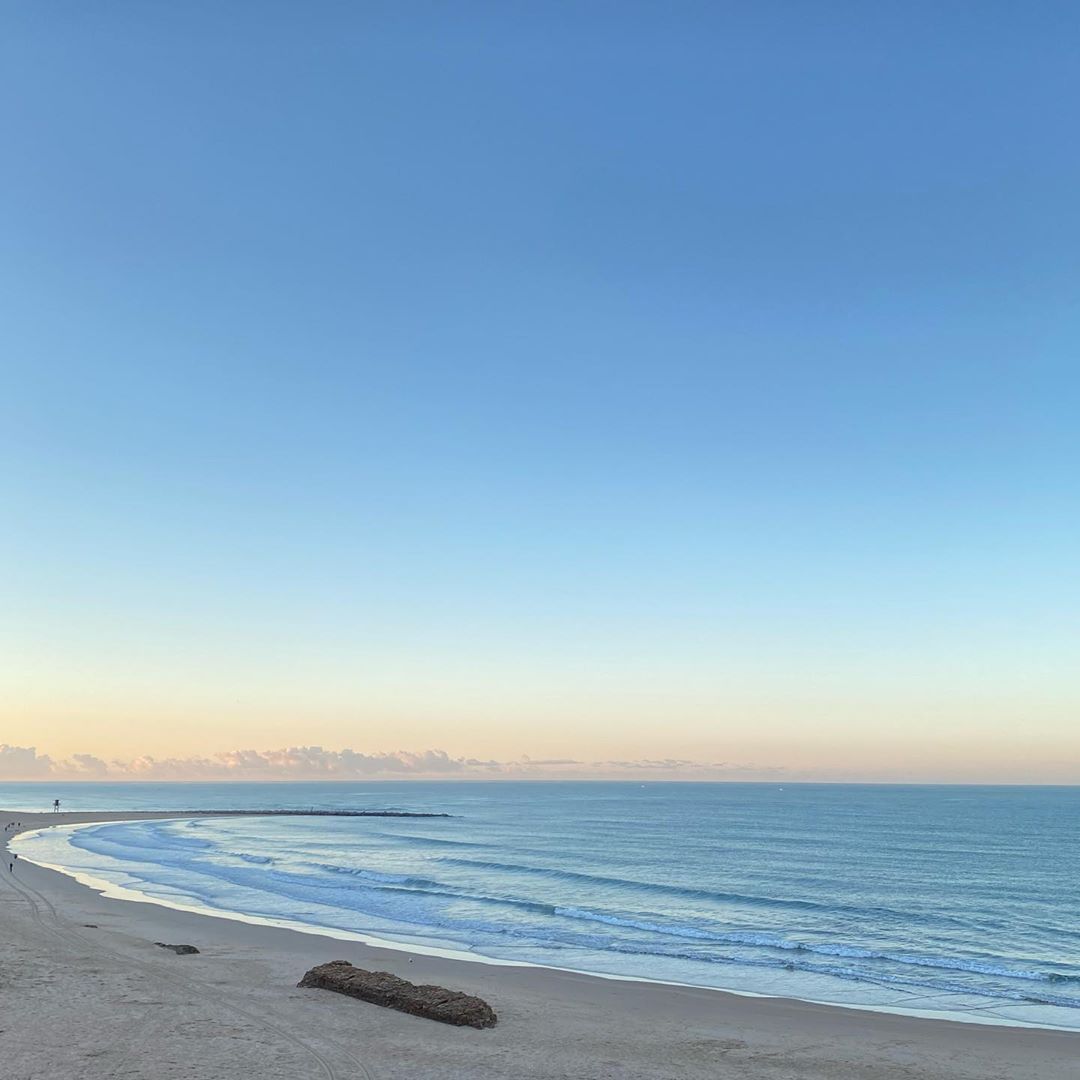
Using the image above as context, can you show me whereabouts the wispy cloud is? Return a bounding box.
[0,744,782,782]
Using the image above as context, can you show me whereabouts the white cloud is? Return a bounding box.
[0,744,781,781]
[0,744,56,778]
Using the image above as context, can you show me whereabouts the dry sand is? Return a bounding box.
[2,810,1077,1079]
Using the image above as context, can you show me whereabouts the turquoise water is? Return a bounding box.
[6,781,1079,1029]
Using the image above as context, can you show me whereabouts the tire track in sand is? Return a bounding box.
[1,863,376,1080]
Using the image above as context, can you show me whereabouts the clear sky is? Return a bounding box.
[2,3,1078,782]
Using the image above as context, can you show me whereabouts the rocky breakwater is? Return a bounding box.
[298,960,497,1028]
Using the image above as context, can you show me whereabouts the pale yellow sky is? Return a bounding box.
[5,600,1078,782]
[4,672,1077,783]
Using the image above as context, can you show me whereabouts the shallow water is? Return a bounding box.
[6,781,1079,1029]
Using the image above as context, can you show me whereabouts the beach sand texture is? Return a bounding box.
[3,811,1078,1079]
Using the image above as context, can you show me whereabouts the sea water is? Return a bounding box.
[5,781,1079,1029]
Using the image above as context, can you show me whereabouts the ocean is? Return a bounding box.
[5,781,1079,1030]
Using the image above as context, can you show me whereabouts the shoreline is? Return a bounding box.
[4,809,1080,1079]
[14,815,1079,1034]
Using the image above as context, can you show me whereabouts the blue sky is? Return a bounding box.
[2,4,1078,780]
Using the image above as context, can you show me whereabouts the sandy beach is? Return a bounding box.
[2,810,1077,1080]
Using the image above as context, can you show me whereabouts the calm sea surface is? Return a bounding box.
[5,781,1079,1029]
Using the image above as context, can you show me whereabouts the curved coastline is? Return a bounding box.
[8,812,1080,1080]
[9,812,1079,1034]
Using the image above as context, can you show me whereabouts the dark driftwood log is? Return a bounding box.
[298,960,497,1028]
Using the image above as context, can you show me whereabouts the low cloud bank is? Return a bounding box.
[0,743,780,782]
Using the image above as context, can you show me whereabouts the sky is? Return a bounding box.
[2,3,1078,783]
